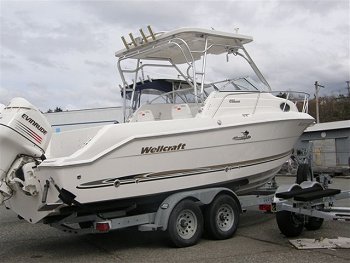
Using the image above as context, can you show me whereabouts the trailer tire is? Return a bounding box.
[204,194,239,240]
[276,211,304,237]
[296,164,312,184]
[305,216,324,231]
[167,200,203,247]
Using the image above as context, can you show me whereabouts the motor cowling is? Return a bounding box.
[0,97,52,182]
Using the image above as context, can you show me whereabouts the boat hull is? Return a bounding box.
[5,115,312,223]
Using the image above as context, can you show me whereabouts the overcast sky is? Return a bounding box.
[0,0,349,111]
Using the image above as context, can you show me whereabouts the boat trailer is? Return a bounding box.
[44,174,350,247]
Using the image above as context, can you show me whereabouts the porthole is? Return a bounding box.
[280,103,290,112]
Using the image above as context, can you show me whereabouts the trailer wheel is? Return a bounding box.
[276,211,304,237]
[204,194,240,240]
[167,200,203,247]
[305,216,324,231]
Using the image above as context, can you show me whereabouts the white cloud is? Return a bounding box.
[0,0,349,110]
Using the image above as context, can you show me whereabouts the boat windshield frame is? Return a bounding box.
[115,28,271,122]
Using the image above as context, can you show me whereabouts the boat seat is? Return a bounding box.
[171,104,193,119]
[135,110,155,122]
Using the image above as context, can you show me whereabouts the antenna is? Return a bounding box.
[314,81,325,123]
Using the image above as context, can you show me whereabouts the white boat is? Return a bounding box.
[0,27,314,225]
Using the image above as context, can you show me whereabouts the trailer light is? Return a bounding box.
[259,204,272,212]
[95,221,111,232]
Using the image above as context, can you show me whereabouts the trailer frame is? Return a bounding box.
[49,177,350,246]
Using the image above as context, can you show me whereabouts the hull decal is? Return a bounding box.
[77,150,291,190]
[141,143,186,154]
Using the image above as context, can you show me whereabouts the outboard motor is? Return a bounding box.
[0,98,52,203]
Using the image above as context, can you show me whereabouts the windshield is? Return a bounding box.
[148,85,200,105]
[210,77,266,92]
[130,76,265,108]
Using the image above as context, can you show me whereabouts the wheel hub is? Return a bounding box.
[180,219,188,228]
[219,213,227,221]
[176,209,197,239]
[216,204,234,231]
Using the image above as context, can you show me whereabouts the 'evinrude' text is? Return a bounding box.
[21,114,48,135]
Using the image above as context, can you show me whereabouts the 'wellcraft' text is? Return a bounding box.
[141,143,186,154]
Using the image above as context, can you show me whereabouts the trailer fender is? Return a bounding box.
[299,181,323,189]
[154,188,240,231]
[273,183,301,203]
[273,181,323,203]
[275,184,301,195]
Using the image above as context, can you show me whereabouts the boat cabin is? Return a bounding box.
[115,27,272,122]
[123,77,266,122]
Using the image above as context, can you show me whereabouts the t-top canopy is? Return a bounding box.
[115,28,253,64]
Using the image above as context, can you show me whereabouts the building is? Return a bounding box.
[295,120,350,175]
